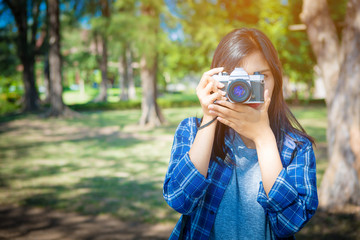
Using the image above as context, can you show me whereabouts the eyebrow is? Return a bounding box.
[254,69,271,74]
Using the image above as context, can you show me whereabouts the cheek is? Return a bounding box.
[264,79,275,98]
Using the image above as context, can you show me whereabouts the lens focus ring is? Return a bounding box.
[227,80,251,103]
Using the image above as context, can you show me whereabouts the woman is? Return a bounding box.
[163,28,318,240]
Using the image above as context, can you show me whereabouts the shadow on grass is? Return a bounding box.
[61,110,141,130]
[0,132,145,161]
[0,113,179,224]
[8,163,80,180]
[296,209,360,240]
[0,205,172,240]
[20,176,179,223]
[0,175,8,187]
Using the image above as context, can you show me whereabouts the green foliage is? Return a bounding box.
[67,92,199,111]
[0,0,348,112]
[174,0,234,72]
[258,0,315,84]
[0,94,21,115]
[174,0,316,86]
[0,23,19,77]
[327,0,347,37]
[0,74,23,115]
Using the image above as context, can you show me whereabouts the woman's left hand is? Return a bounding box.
[208,90,272,143]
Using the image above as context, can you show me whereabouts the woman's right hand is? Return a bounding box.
[196,67,227,119]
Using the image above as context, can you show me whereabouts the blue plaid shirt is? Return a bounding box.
[163,117,318,240]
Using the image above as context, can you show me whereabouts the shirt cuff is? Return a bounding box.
[173,152,211,199]
[257,168,298,212]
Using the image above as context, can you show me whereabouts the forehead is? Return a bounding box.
[240,51,270,73]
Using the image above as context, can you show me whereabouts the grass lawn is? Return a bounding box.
[0,107,203,224]
[3,104,358,239]
[0,105,327,223]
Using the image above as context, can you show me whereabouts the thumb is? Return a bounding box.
[262,89,271,111]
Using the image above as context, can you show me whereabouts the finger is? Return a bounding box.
[213,100,234,109]
[205,92,220,104]
[215,100,248,113]
[209,103,233,116]
[216,116,236,129]
[204,81,214,94]
[211,80,220,93]
[211,77,225,89]
[198,74,211,89]
[261,89,271,111]
[199,74,224,91]
[206,75,225,93]
[200,67,225,90]
[208,109,228,119]
[204,67,224,76]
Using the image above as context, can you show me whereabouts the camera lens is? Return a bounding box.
[228,80,251,103]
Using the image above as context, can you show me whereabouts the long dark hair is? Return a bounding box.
[208,28,315,162]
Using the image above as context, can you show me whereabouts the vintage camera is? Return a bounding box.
[212,67,264,104]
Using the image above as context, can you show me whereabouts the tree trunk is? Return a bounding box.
[139,3,165,127]
[94,36,108,102]
[301,0,360,209]
[139,55,165,127]
[119,43,136,101]
[77,69,85,97]
[21,54,39,111]
[43,54,51,104]
[300,0,341,104]
[127,47,136,100]
[119,50,129,101]
[319,0,360,208]
[47,0,73,117]
[4,0,40,111]
[94,0,110,103]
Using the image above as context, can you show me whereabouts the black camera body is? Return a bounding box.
[212,68,264,104]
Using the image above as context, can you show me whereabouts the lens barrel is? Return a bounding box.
[228,80,251,103]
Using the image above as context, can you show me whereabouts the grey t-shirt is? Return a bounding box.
[210,129,272,240]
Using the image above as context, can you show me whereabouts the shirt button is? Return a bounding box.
[210,210,215,215]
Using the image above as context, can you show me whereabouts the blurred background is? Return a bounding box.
[0,0,359,239]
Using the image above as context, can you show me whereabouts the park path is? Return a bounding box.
[0,205,173,240]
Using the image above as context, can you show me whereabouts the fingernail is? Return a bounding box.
[208,104,214,109]
[220,90,226,95]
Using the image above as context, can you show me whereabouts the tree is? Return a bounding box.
[174,0,316,95]
[119,43,136,101]
[258,0,316,97]
[138,0,166,126]
[301,0,360,208]
[92,0,111,102]
[60,2,98,98]
[46,0,73,116]
[3,0,44,111]
[175,0,235,73]
[110,0,137,101]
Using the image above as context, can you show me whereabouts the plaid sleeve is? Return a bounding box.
[257,141,318,238]
[163,118,211,215]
